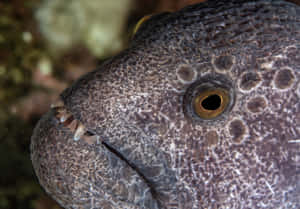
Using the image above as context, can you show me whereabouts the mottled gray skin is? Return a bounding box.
[31,1,300,208]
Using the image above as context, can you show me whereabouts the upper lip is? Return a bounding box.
[51,97,162,200]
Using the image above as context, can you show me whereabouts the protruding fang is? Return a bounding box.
[60,116,66,122]
[55,107,68,119]
[52,103,101,145]
[74,124,85,141]
[95,135,100,144]
[51,99,64,108]
[62,115,74,127]
[60,113,71,122]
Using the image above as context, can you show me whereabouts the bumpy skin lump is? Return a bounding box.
[31,1,300,208]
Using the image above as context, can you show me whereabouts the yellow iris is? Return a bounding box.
[193,88,229,119]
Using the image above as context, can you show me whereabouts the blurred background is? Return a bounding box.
[0,0,205,208]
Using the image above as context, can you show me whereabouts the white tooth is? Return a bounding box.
[91,135,101,144]
[56,107,67,116]
[51,99,64,108]
[60,113,71,122]
[60,116,67,122]
[74,124,85,141]
[95,135,100,144]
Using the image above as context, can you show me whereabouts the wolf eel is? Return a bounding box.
[31,0,300,208]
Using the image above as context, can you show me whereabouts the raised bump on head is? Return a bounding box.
[274,68,295,89]
[176,64,197,84]
[228,119,247,143]
[213,55,235,71]
[239,72,261,91]
[247,96,267,113]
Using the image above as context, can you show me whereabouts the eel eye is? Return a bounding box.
[184,74,235,122]
[193,88,230,119]
[132,14,152,35]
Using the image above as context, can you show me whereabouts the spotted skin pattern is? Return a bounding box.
[31,1,300,208]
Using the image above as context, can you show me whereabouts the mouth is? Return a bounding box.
[50,98,170,207]
[51,99,101,145]
[52,98,157,184]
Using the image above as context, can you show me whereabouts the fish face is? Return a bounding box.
[31,1,300,208]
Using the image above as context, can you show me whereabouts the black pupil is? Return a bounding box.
[201,94,221,110]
